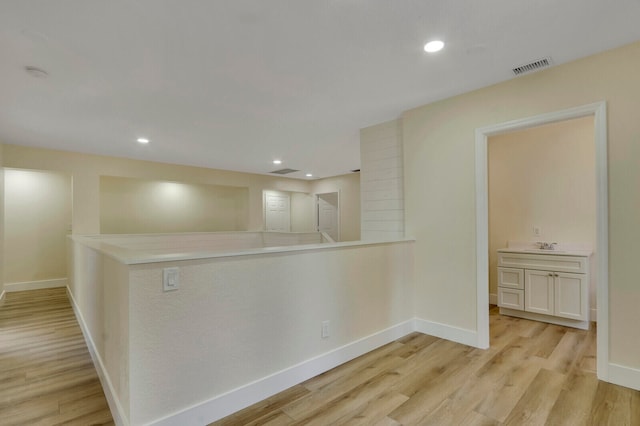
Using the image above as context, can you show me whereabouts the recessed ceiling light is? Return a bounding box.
[306,173,313,177]
[24,66,48,78]
[137,138,150,144]
[424,40,444,53]
[273,160,282,165]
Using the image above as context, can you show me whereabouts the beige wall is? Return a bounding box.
[290,191,315,232]
[311,172,361,241]
[2,145,311,234]
[403,41,640,368]
[488,116,596,300]
[3,146,362,241]
[100,176,249,233]
[4,169,72,284]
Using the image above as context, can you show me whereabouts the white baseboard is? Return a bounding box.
[608,363,640,391]
[66,287,129,426]
[148,319,416,426]
[414,318,478,347]
[499,307,590,330]
[491,294,596,322]
[5,278,68,292]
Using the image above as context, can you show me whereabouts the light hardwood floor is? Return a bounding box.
[0,288,114,425]
[212,307,640,426]
[2,290,638,425]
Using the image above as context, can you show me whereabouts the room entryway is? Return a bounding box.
[475,102,609,382]
[316,192,339,242]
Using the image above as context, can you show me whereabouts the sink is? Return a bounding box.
[523,249,567,253]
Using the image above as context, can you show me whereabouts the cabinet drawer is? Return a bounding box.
[498,252,587,274]
[498,267,524,290]
[498,288,524,311]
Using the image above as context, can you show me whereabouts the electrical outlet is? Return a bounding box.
[163,267,180,291]
[533,226,541,237]
[321,320,330,338]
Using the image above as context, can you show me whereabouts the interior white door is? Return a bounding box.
[317,192,339,241]
[265,193,291,231]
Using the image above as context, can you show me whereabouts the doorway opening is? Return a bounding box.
[475,102,609,381]
[316,192,340,242]
[3,168,73,292]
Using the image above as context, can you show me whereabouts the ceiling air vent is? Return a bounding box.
[270,168,299,175]
[512,57,552,76]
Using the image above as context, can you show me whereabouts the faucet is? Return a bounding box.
[537,242,557,250]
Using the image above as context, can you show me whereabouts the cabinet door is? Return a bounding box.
[498,267,524,290]
[498,287,524,310]
[554,272,588,321]
[525,270,554,315]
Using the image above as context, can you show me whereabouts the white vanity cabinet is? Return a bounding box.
[497,250,590,329]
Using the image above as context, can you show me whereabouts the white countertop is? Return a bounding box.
[498,241,593,257]
[70,234,416,265]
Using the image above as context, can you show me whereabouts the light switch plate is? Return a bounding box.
[321,320,330,338]
[163,267,180,292]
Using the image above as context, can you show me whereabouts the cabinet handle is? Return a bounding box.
[548,273,553,277]
[554,273,559,277]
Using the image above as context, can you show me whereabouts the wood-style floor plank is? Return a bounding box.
[213,385,308,426]
[212,306,640,426]
[503,368,566,425]
[0,288,113,425]
[283,351,406,420]
[589,380,637,425]
[301,341,404,392]
[546,369,600,425]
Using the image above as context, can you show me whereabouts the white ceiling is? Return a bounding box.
[1,1,640,179]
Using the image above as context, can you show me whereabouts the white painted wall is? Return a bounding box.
[68,240,130,422]
[69,238,413,425]
[360,120,404,240]
[127,242,413,424]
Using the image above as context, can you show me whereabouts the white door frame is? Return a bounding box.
[315,191,341,241]
[474,101,608,381]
